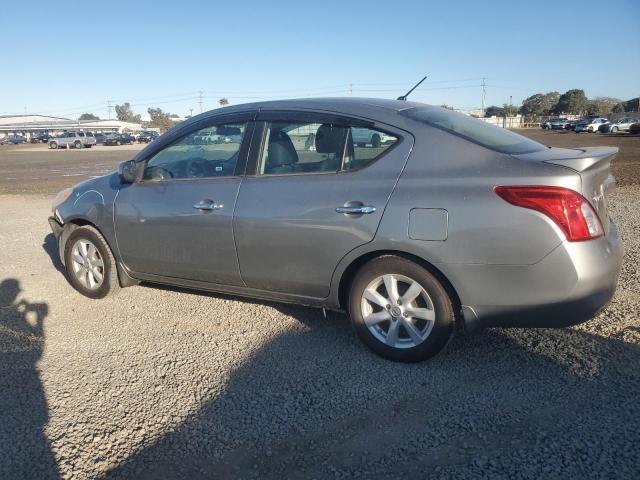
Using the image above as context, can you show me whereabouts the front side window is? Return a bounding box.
[258,121,398,175]
[143,123,246,181]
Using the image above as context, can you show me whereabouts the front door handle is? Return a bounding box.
[193,200,223,211]
[335,205,376,215]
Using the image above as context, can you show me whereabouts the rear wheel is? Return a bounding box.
[63,226,120,299]
[49,141,58,149]
[611,126,619,134]
[348,256,455,362]
[74,141,82,149]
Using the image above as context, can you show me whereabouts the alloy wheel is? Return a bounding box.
[70,239,105,290]
[360,274,436,349]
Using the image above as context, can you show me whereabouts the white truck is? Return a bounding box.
[49,131,97,149]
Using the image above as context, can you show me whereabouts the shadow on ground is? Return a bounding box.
[0,278,58,479]
[101,284,640,479]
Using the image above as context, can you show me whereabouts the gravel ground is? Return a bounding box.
[0,185,639,479]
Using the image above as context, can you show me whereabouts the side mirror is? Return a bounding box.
[118,160,137,184]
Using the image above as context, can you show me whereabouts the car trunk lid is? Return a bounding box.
[513,146,617,233]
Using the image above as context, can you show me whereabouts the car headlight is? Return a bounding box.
[52,187,73,210]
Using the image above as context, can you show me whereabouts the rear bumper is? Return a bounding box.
[451,221,623,328]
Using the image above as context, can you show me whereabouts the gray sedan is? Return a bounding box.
[48,98,622,362]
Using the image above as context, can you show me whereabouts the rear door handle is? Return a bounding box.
[193,200,223,211]
[335,205,376,215]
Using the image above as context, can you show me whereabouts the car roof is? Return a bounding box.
[192,97,435,124]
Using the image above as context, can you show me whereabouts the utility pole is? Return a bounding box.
[481,77,487,117]
[198,91,203,113]
[107,100,113,120]
[190,108,193,118]
[349,83,353,96]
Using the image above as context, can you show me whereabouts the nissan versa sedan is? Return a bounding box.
[48,98,622,362]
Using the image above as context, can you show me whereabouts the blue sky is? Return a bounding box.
[1,0,638,118]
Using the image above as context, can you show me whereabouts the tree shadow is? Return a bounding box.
[101,287,640,479]
[0,278,58,479]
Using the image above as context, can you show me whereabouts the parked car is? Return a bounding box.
[48,98,622,362]
[629,122,640,135]
[0,134,25,145]
[137,131,160,143]
[104,133,135,146]
[541,118,569,130]
[599,117,637,134]
[93,133,108,144]
[29,133,51,143]
[351,127,395,147]
[575,117,608,133]
[49,131,97,149]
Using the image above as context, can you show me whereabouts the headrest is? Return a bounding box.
[267,130,298,167]
[315,124,348,154]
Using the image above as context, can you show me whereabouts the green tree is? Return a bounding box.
[485,104,517,117]
[554,89,588,115]
[519,92,559,117]
[115,103,142,123]
[218,97,229,107]
[147,107,176,130]
[585,97,621,116]
[484,105,505,117]
[612,103,626,113]
[78,113,99,121]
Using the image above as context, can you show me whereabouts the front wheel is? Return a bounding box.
[49,141,58,149]
[74,141,82,149]
[611,126,619,134]
[63,226,120,299]
[348,256,455,362]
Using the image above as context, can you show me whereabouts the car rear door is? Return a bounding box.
[114,113,256,285]
[233,111,413,298]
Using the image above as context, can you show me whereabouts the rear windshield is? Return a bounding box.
[401,107,546,155]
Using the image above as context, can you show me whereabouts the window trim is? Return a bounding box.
[246,115,403,178]
[135,121,256,184]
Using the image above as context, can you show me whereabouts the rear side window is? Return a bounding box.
[402,107,545,155]
[258,122,398,175]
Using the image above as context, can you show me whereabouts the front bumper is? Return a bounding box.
[450,221,623,328]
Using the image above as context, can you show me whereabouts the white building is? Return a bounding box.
[0,115,144,139]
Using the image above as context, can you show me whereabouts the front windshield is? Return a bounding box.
[401,107,545,155]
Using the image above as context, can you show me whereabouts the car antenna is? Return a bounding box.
[397,76,428,101]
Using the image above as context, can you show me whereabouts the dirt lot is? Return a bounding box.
[520,129,640,186]
[1,131,639,479]
[0,130,639,195]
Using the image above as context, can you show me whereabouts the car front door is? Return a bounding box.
[233,111,413,298]
[114,114,255,285]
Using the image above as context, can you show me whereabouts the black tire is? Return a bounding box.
[50,141,58,149]
[611,126,618,134]
[371,134,381,148]
[348,255,455,362]
[74,141,82,149]
[63,226,120,299]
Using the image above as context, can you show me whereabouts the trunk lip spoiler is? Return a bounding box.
[519,146,618,173]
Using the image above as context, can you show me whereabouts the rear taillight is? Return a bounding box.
[494,186,604,242]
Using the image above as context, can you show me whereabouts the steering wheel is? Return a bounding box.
[184,158,210,178]
[145,166,173,181]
